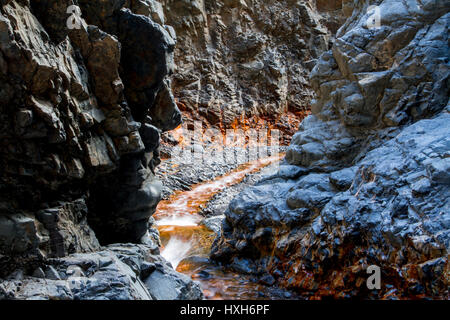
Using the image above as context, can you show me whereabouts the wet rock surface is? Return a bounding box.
[212,0,450,299]
[199,161,283,220]
[156,157,301,300]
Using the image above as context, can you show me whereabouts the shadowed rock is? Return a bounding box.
[0,0,200,300]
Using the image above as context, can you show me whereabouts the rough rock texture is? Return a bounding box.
[212,0,450,299]
[158,0,341,129]
[0,0,201,300]
[0,0,174,255]
[0,241,202,300]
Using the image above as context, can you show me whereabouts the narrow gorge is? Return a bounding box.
[0,0,448,301]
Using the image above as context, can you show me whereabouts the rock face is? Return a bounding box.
[0,0,201,300]
[0,242,202,300]
[212,0,450,299]
[0,0,173,254]
[158,0,341,128]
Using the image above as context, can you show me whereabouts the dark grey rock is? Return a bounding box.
[212,1,450,299]
[0,0,198,301]
[32,268,46,279]
[200,216,225,235]
[144,266,203,300]
[0,213,43,255]
[45,266,61,281]
[6,269,24,281]
[286,189,334,210]
[329,167,357,191]
[15,109,33,128]
[0,243,203,300]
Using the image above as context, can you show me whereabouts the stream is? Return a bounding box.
[153,155,294,300]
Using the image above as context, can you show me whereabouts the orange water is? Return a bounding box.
[154,155,284,299]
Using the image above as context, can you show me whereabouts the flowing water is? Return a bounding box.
[153,155,293,300]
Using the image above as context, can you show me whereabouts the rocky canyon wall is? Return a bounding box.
[0,0,343,300]
[212,0,450,299]
[157,0,348,139]
[0,0,202,299]
[0,0,183,256]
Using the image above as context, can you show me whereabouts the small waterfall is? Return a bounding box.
[155,155,285,298]
[161,236,193,269]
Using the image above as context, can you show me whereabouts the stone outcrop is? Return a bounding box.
[0,0,201,300]
[0,241,202,300]
[212,0,449,299]
[157,0,338,129]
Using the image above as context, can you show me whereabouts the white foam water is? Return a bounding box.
[161,236,193,269]
[155,215,200,227]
